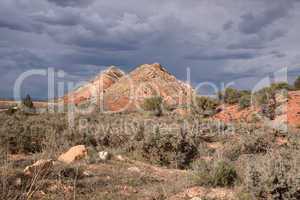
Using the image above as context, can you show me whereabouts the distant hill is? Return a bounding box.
[101,63,194,112]
[63,63,194,112]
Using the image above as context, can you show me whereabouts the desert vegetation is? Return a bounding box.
[0,68,299,199]
[0,105,299,199]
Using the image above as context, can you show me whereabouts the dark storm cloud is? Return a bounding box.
[0,48,49,70]
[47,0,94,7]
[0,0,300,98]
[238,1,294,34]
[223,21,234,30]
[270,51,286,58]
[0,15,43,33]
[185,50,258,60]
[227,37,266,50]
[32,9,81,26]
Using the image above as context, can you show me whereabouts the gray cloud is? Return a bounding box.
[47,0,95,7]
[186,50,258,60]
[223,21,234,30]
[0,0,300,98]
[238,1,294,34]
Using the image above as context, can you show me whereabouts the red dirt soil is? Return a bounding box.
[213,105,257,123]
[214,91,300,127]
[288,91,300,127]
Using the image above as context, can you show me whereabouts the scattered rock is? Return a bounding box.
[24,159,53,176]
[58,145,88,164]
[169,187,234,200]
[127,167,141,173]
[83,170,93,177]
[98,151,110,161]
[191,197,202,200]
[12,177,22,187]
[174,108,189,116]
[116,155,126,161]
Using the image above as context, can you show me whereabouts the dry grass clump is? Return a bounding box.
[191,159,238,187]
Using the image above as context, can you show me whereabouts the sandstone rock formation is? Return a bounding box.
[24,159,53,176]
[102,63,194,112]
[62,66,124,105]
[58,145,88,164]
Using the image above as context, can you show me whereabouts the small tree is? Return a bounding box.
[294,76,300,90]
[195,96,219,116]
[21,94,35,113]
[22,94,34,108]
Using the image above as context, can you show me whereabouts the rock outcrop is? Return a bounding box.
[102,63,194,112]
[24,159,53,176]
[214,91,300,128]
[287,91,300,127]
[58,145,88,164]
[62,66,124,104]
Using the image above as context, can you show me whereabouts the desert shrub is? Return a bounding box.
[6,105,18,115]
[239,94,251,110]
[221,88,242,104]
[221,142,242,161]
[244,149,300,199]
[194,96,219,116]
[192,159,238,187]
[221,130,273,161]
[175,129,198,169]
[0,165,28,199]
[0,112,70,154]
[240,130,273,155]
[142,96,163,116]
[236,189,254,200]
[213,161,238,187]
[254,82,289,106]
[270,82,291,91]
[140,128,198,168]
[191,159,212,186]
[294,76,300,90]
[141,130,175,166]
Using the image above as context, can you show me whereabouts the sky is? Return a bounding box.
[0,0,300,99]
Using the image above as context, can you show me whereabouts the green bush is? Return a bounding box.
[223,88,241,104]
[142,96,163,116]
[254,82,290,106]
[140,128,198,169]
[294,76,300,90]
[220,88,250,105]
[239,94,251,110]
[212,161,238,187]
[195,96,219,116]
[252,83,290,119]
